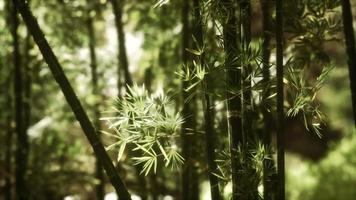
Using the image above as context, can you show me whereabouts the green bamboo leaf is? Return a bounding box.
[266,93,277,99]
[157,140,168,162]
[153,0,169,8]
[99,130,121,139]
[105,142,120,151]
[184,81,200,92]
[185,48,202,55]
[117,141,126,162]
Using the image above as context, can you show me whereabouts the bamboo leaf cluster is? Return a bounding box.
[102,84,184,175]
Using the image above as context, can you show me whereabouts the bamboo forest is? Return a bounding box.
[1,0,356,199]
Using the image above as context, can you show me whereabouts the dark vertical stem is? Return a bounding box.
[13,1,131,199]
[261,0,276,199]
[86,2,105,199]
[181,0,199,199]
[276,0,285,199]
[150,174,158,200]
[134,169,148,200]
[241,0,259,199]
[23,33,32,133]
[4,1,13,199]
[4,77,13,200]
[221,0,243,199]
[190,163,200,200]
[201,80,220,200]
[110,0,132,90]
[144,66,153,93]
[11,0,29,198]
[193,0,221,199]
[341,0,356,128]
[241,0,252,141]
[181,0,193,199]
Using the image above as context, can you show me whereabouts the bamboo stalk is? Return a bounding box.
[193,0,221,199]
[3,48,13,200]
[341,0,356,127]
[110,0,132,90]
[261,0,277,199]
[181,0,196,199]
[85,2,105,199]
[276,0,285,199]
[10,0,29,198]
[4,1,14,200]
[221,0,244,199]
[241,0,260,199]
[242,0,252,142]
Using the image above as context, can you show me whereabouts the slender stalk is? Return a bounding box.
[261,0,276,199]
[150,174,158,200]
[144,67,153,93]
[110,0,132,90]
[4,68,13,200]
[13,1,131,199]
[221,0,243,199]
[341,0,356,128]
[276,0,285,199]
[4,101,13,200]
[4,1,13,199]
[193,0,221,199]
[10,0,29,198]
[241,0,252,142]
[86,2,105,199]
[241,0,259,198]
[23,32,32,133]
[181,0,196,199]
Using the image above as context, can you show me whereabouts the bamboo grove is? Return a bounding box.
[1,0,356,200]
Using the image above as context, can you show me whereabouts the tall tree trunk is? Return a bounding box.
[193,0,221,199]
[341,0,356,127]
[4,99,13,200]
[144,66,153,93]
[13,1,131,199]
[181,0,199,199]
[181,0,191,197]
[276,0,285,199]
[4,71,13,200]
[241,0,259,199]
[4,94,13,200]
[221,0,243,199]
[4,2,14,199]
[110,0,132,92]
[143,67,154,200]
[242,0,252,143]
[10,0,29,198]
[261,0,276,199]
[23,32,32,133]
[149,174,158,200]
[86,2,105,199]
